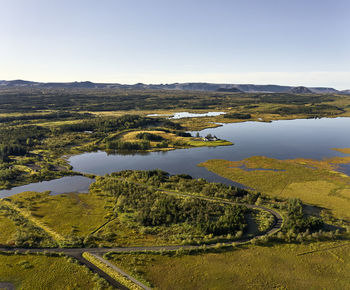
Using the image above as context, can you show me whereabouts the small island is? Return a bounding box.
[105,130,233,152]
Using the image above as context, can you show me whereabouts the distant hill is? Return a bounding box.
[289,86,313,94]
[217,87,243,93]
[309,87,339,94]
[341,89,350,95]
[0,80,346,93]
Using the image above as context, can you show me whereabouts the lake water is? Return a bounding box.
[0,176,93,198]
[69,117,350,183]
[2,117,350,196]
[147,111,226,119]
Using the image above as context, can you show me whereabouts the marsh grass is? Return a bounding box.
[0,214,17,245]
[0,253,99,289]
[7,191,109,240]
[200,153,350,219]
[105,241,350,290]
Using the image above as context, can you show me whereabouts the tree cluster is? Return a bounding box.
[224,113,252,119]
[284,198,324,234]
[110,170,253,202]
[0,125,47,161]
[105,140,151,151]
[90,173,248,236]
[136,132,164,141]
[59,114,182,133]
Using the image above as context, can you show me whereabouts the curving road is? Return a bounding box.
[0,186,283,289]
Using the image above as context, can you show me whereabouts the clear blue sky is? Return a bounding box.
[1,0,349,88]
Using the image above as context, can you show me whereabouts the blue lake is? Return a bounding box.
[69,117,350,184]
[1,117,350,196]
[0,176,93,198]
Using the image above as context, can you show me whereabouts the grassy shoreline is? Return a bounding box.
[199,150,350,221]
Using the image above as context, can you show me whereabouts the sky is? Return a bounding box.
[1,0,349,89]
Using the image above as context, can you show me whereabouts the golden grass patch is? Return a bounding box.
[200,155,350,219]
[0,253,99,289]
[120,130,233,149]
[106,241,350,290]
[8,191,109,238]
[333,148,350,154]
[0,215,17,245]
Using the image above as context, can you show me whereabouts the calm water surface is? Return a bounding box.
[0,176,93,198]
[147,112,226,119]
[69,117,350,184]
[2,117,350,196]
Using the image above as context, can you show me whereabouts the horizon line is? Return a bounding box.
[1,79,348,91]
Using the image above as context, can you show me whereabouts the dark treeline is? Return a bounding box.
[90,172,248,236]
[175,131,192,137]
[0,167,21,183]
[110,170,257,203]
[106,140,151,151]
[0,125,47,145]
[258,94,335,105]
[272,104,344,116]
[58,115,182,133]
[224,113,252,119]
[0,126,48,162]
[0,88,339,113]
[0,111,92,123]
[136,132,164,141]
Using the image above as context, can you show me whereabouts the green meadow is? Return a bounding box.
[0,253,104,289]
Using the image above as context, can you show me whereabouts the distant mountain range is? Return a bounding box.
[0,80,348,94]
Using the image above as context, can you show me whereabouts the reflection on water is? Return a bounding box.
[0,176,94,198]
[170,112,226,119]
[147,111,226,119]
[70,117,350,183]
[2,117,350,197]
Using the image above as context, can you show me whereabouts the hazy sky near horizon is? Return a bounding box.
[1,0,349,89]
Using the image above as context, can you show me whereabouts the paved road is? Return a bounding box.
[0,282,15,290]
[0,206,282,289]
[73,252,129,290]
[92,253,151,290]
[0,184,283,289]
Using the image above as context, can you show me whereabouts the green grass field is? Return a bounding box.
[4,190,199,247]
[0,214,17,245]
[106,241,350,289]
[187,139,233,147]
[8,191,109,237]
[0,253,103,289]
